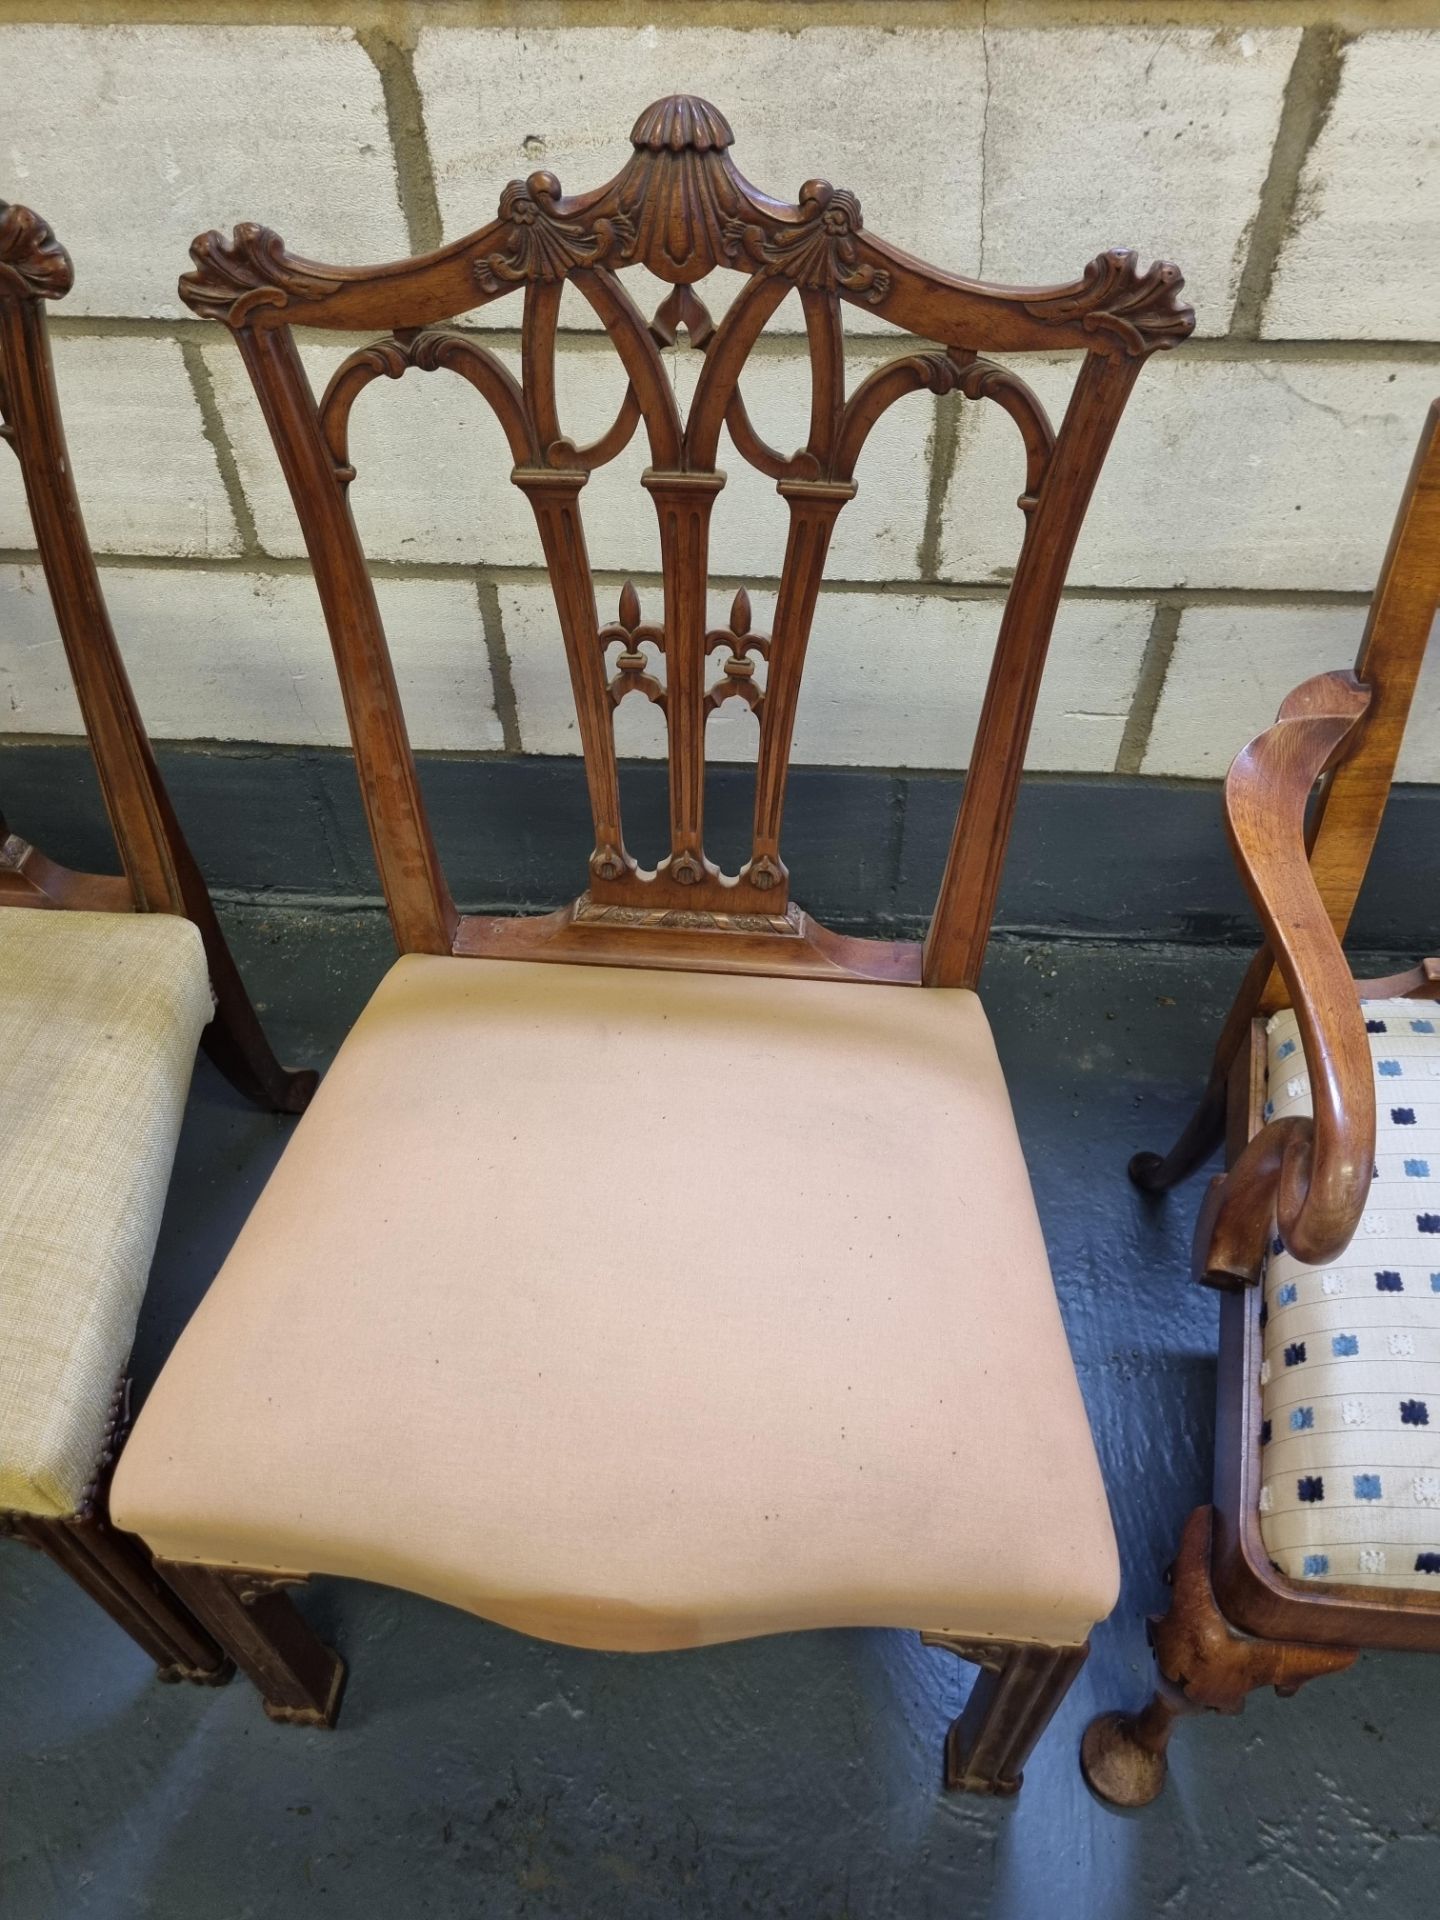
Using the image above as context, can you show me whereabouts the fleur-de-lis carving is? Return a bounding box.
[725,181,891,305]
[704,589,770,716]
[474,172,637,293]
[600,580,666,710]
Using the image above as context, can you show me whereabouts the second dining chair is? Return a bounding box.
[1,201,316,1688]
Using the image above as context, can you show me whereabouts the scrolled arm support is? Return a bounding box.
[1198,671,1375,1288]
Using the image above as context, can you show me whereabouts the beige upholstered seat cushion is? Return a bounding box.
[1260,999,1440,1592]
[113,956,1117,1652]
[0,909,211,1518]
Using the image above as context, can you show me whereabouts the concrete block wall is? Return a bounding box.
[2,5,1437,807]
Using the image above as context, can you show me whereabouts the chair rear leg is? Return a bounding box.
[156,802,319,1116]
[923,1632,1089,1795]
[198,981,318,1117]
[1081,1506,1357,1808]
[7,1511,232,1685]
[157,1561,346,1728]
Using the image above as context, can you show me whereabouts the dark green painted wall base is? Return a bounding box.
[4,737,1431,950]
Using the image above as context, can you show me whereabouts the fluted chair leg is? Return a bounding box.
[7,1511,232,1684]
[924,1632,1089,1795]
[156,1562,346,1728]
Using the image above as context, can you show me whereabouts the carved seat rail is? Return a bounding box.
[184,96,1192,984]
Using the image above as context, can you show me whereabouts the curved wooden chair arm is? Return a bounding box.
[1132,402,1440,1206]
[1197,671,1376,1287]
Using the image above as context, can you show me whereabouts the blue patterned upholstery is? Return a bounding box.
[1260,999,1440,1590]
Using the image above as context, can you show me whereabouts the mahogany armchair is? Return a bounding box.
[109,97,1193,1783]
[0,205,315,1685]
[1083,402,1440,1807]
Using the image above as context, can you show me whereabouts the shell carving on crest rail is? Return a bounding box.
[725,183,891,305]
[474,177,638,293]
[175,93,1193,961]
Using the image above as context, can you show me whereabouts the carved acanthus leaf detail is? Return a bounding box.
[0,203,74,300]
[180,223,345,324]
[1022,249,1191,357]
[725,181,891,305]
[475,173,637,293]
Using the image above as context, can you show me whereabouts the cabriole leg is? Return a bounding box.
[1081,1507,1357,1808]
[923,1632,1089,1795]
[157,1561,346,1728]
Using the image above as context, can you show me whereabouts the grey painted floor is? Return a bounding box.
[4,912,1437,1919]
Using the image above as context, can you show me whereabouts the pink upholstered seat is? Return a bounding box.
[114,955,1117,1653]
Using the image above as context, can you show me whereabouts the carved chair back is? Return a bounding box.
[184,96,1192,986]
[1,203,314,1113]
[0,202,198,919]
